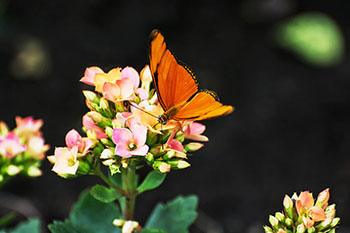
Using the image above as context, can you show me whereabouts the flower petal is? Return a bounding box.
[121,66,140,89]
[102,82,121,102]
[65,129,83,149]
[131,125,147,146]
[115,144,132,158]
[112,128,132,145]
[135,88,149,100]
[130,144,149,156]
[80,66,104,86]
[309,206,327,221]
[117,79,134,100]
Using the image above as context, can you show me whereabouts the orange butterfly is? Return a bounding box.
[149,29,234,125]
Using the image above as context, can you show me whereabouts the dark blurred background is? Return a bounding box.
[1,0,350,232]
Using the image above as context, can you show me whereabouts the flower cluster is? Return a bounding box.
[264,188,340,233]
[0,116,49,183]
[48,65,208,176]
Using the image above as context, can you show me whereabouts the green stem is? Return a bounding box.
[93,165,126,196]
[121,165,137,220]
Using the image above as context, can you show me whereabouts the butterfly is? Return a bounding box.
[148,29,234,125]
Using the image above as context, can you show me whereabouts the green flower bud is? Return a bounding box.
[83,90,100,104]
[88,111,103,123]
[152,160,170,173]
[105,126,113,139]
[330,217,340,228]
[269,215,279,229]
[307,227,315,233]
[285,218,293,227]
[175,131,185,143]
[296,223,305,233]
[27,166,42,177]
[263,226,273,233]
[145,153,154,164]
[167,159,190,169]
[7,165,20,176]
[283,195,294,219]
[163,150,176,160]
[275,212,285,222]
[146,131,158,146]
[77,160,91,175]
[184,142,204,152]
[101,138,115,147]
[0,174,3,183]
[327,229,335,233]
[100,148,114,159]
[113,218,124,227]
[93,142,104,155]
[150,144,164,157]
[115,102,125,112]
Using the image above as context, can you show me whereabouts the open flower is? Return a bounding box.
[183,122,208,142]
[164,129,186,158]
[80,66,104,86]
[296,191,327,227]
[48,147,79,175]
[65,129,93,155]
[26,136,49,159]
[112,125,149,158]
[15,116,43,137]
[102,79,134,103]
[0,132,26,158]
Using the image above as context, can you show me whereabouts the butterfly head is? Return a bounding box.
[158,114,168,125]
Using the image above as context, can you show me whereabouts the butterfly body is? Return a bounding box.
[149,29,234,124]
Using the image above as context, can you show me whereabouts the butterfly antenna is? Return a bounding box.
[129,102,158,119]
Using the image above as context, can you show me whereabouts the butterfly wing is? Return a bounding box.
[149,30,198,111]
[173,90,234,121]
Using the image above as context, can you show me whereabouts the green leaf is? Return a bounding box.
[145,195,198,233]
[0,212,16,228]
[276,12,344,67]
[48,189,122,233]
[140,229,167,233]
[48,220,86,233]
[8,218,40,233]
[90,185,121,203]
[70,190,122,233]
[137,171,166,194]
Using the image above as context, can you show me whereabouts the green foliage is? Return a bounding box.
[137,171,166,194]
[276,12,344,67]
[140,229,167,233]
[0,212,16,228]
[48,190,122,233]
[145,195,198,233]
[90,184,121,203]
[6,218,40,233]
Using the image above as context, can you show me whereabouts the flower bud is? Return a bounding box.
[0,122,8,136]
[122,220,139,233]
[145,153,154,164]
[175,131,185,143]
[115,102,125,113]
[7,165,21,176]
[83,90,100,104]
[77,160,91,175]
[27,166,42,177]
[88,111,103,123]
[93,142,104,155]
[146,131,158,146]
[277,229,286,233]
[307,227,315,233]
[152,161,170,173]
[163,150,176,160]
[184,142,204,152]
[263,226,273,233]
[315,188,329,208]
[275,212,285,222]
[316,217,332,231]
[150,145,164,157]
[296,223,305,233]
[330,217,340,228]
[105,126,113,138]
[167,159,190,169]
[121,159,128,168]
[140,65,152,92]
[113,218,124,227]
[285,218,293,227]
[283,195,294,219]
[101,138,115,147]
[269,215,279,229]
[100,149,114,159]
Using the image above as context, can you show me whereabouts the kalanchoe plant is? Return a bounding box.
[0,116,49,187]
[47,65,208,233]
[264,188,340,233]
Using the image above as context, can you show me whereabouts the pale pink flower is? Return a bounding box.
[183,122,208,142]
[65,129,93,155]
[135,88,149,100]
[48,147,79,175]
[113,112,135,129]
[140,65,152,91]
[26,136,49,159]
[94,68,122,93]
[0,132,26,158]
[80,66,104,86]
[102,78,134,103]
[15,116,43,137]
[121,66,140,89]
[82,115,108,140]
[112,125,149,158]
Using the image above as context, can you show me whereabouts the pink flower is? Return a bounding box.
[26,136,49,159]
[48,147,79,175]
[165,129,186,158]
[102,79,134,103]
[15,116,43,137]
[121,66,140,89]
[296,191,327,227]
[135,88,149,100]
[0,132,26,158]
[82,115,108,140]
[65,129,93,155]
[183,122,208,142]
[80,66,104,86]
[112,125,149,158]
